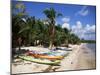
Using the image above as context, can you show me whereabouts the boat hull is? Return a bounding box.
[28,52,64,60]
[19,56,61,66]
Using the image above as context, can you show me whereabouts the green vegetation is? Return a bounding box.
[81,40,96,43]
[12,3,80,49]
[43,8,62,49]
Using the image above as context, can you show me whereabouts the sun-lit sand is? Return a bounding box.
[56,43,96,71]
[11,43,96,74]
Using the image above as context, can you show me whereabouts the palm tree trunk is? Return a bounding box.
[49,40,53,49]
[18,37,22,51]
[49,23,55,50]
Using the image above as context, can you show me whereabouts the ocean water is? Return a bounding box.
[81,43,96,56]
[86,43,96,53]
[85,43,96,58]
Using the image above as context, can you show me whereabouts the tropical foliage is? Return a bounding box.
[12,3,80,49]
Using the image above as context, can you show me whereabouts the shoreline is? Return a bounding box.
[11,43,96,74]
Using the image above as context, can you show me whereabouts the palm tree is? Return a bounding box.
[12,3,27,52]
[12,3,26,17]
[43,8,62,49]
[12,15,23,48]
[63,28,70,47]
[35,19,48,46]
[18,17,36,46]
[69,33,80,44]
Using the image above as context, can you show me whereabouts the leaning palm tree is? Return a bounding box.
[43,8,62,49]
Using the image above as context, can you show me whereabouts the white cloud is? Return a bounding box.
[90,25,95,32]
[61,17,95,40]
[62,23,70,29]
[85,24,95,32]
[80,10,89,16]
[84,33,95,40]
[76,21,82,29]
[75,6,89,16]
[62,17,70,23]
[71,21,95,40]
[72,21,83,35]
[62,17,70,29]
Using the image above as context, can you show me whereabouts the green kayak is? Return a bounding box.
[19,56,61,66]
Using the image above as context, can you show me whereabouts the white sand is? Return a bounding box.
[75,43,96,70]
[56,44,96,71]
[11,44,96,74]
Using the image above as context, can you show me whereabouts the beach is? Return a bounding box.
[11,43,96,74]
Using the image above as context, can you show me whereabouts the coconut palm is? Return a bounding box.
[63,28,70,47]
[12,2,27,51]
[35,19,48,46]
[43,8,62,49]
[69,33,80,44]
[18,17,36,46]
[12,3,27,17]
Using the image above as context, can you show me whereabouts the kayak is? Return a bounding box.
[19,56,61,66]
[56,47,72,51]
[28,52,64,60]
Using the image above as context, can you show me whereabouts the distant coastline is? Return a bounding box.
[81,40,96,43]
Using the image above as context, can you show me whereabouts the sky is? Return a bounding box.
[12,0,96,40]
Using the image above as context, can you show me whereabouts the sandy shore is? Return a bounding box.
[75,43,96,70]
[56,43,96,71]
[11,43,96,74]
